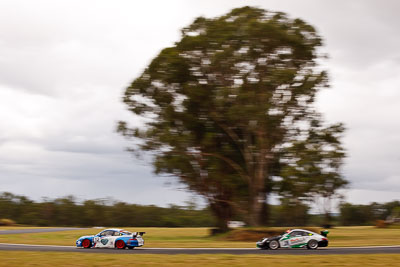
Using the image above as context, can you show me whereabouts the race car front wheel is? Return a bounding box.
[307,239,318,249]
[268,240,279,250]
[115,240,126,249]
[82,239,91,248]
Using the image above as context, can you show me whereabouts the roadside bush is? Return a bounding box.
[375,220,388,228]
[0,218,16,226]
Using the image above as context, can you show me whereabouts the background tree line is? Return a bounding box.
[0,192,213,227]
[339,201,400,226]
[1,192,398,227]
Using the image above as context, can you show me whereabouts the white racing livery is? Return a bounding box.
[256,229,329,250]
[76,228,145,249]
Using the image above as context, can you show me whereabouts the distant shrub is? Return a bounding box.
[0,218,16,226]
[375,220,387,228]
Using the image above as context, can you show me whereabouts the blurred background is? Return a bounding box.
[0,0,399,229]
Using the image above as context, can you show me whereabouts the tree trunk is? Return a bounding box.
[209,200,232,233]
[248,162,267,226]
[260,196,269,226]
[247,131,268,226]
[248,186,265,226]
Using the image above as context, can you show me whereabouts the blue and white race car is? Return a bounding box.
[256,229,329,250]
[76,229,145,249]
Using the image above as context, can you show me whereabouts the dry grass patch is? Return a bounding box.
[327,226,400,247]
[0,252,400,267]
[0,226,52,230]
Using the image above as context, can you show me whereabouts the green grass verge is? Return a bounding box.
[0,252,400,267]
[0,226,399,247]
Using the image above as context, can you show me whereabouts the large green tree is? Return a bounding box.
[276,114,347,226]
[118,6,347,227]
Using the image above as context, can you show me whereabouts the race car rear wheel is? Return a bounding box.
[268,240,279,250]
[115,240,126,249]
[307,239,318,249]
[82,239,91,248]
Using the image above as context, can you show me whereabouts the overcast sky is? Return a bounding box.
[0,0,399,207]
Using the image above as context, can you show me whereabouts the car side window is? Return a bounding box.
[290,231,303,237]
[113,231,122,236]
[100,230,113,237]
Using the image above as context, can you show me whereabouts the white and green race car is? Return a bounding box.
[256,229,329,250]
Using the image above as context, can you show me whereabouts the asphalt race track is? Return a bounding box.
[0,243,399,255]
[1,228,399,255]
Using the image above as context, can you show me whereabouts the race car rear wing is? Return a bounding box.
[320,230,329,237]
[132,232,146,237]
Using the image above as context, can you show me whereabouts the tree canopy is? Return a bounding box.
[118,6,347,229]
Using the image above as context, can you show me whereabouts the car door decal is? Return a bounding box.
[289,237,305,245]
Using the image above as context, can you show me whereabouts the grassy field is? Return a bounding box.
[0,252,399,267]
[0,226,400,247]
[0,226,52,230]
[325,226,400,247]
